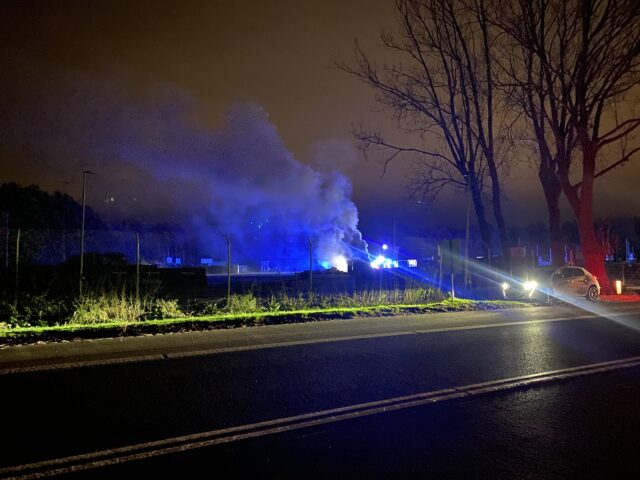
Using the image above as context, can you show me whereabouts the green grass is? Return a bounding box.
[0,298,532,345]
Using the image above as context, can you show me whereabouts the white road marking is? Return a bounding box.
[1,355,639,479]
[1,311,638,375]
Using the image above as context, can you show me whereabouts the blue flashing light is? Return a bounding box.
[371,255,395,269]
[370,255,386,269]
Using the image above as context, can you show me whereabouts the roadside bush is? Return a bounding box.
[20,295,71,326]
[265,295,283,312]
[402,288,444,304]
[70,294,144,324]
[0,295,72,328]
[226,293,261,313]
[145,299,185,320]
[0,300,23,328]
[274,292,309,311]
[199,301,221,316]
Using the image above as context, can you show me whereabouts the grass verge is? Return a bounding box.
[0,299,531,346]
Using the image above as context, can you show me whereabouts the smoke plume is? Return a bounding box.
[0,75,366,270]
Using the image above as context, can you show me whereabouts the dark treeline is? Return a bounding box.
[0,182,105,230]
[0,183,181,233]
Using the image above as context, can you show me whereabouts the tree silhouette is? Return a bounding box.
[338,0,512,258]
[495,0,640,290]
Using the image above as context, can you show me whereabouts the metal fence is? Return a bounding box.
[0,228,445,302]
[606,262,640,287]
[1,227,638,302]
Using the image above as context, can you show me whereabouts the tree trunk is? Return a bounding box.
[570,140,611,293]
[488,164,509,261]
[579,219,609,293]
[470,181,492,260]
[538,165,563,267]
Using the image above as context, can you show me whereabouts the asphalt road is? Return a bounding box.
[1,302,639,478]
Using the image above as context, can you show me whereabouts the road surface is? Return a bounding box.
[1,302,639,478]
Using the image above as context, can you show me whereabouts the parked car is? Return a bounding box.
[501,268,553,301]
[501,266,600,302]
[550,266,600,302]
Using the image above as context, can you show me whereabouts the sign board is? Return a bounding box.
[510,246,526,258]
[439,239,462,275]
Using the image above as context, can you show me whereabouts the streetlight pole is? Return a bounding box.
[79,170,95,297]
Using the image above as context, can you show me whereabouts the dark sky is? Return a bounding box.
[1,0,639,239]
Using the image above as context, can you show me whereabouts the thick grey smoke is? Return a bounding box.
[0,75,366,269]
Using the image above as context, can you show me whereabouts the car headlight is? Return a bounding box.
[523,280,538,290]
[501,282,509,291]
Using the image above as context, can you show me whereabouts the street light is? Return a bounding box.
[79,170,95,297]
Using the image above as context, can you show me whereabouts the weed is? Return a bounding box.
[145,299,185,320]
[70,294,145,324]
[226,293,261,313]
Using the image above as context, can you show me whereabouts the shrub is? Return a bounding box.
[70,294,144,324]
[0,296,72,328]
[275,292,309,311]
[226,293,260,313]
[0,301,23,328]
[265,295,282,312]
[20,295,70,326]
[145,299,185,320]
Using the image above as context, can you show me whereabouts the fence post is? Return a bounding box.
[3,212,8,269]
[307,237,313,297]
[61,228,66,263]
[450,272,455,299]
[226,234,231,305]
[136,232,140,301]
[14,228,20,307]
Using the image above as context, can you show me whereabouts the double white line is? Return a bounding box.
[2,355,639,479]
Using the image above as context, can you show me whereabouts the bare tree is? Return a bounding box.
[337,0,510,258]
[496,0,640,291]
[493,0,579,267]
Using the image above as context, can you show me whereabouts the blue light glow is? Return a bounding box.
[370,255,395,269]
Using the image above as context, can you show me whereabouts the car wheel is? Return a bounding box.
[586,285,599,302]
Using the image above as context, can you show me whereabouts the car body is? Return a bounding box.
[500,269,551,301]
[501,266,600,302]
[549,266,600,301]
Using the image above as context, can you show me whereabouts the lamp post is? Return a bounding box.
[79,170,95,297]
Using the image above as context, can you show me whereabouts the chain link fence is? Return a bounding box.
[1,227,638,304]
[0,228,446,303]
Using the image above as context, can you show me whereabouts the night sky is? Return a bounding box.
[1,0,639,239]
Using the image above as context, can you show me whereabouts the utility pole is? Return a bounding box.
[307,237,313,297]
[79,170,95,297]
[225,234,231,305]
